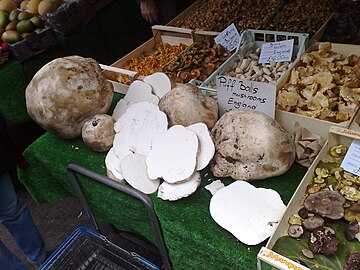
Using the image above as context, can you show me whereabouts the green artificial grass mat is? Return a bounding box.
[18,106,307,270]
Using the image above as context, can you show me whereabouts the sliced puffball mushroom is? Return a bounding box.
[158,172,201,201]
[120,154,160,194]
[105,147,125,183]
[210,181,286,245]
[146,125,198,183]
[113,102,168,159]
[205,180,225,195]
[187,123,215,171]
[112,80,159,121]
[143,72,173,99]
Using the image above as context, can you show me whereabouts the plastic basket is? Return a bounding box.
[200,29,309,93]
[39,226,159,270]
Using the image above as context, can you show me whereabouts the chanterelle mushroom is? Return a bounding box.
[304,190,346,220]
[211,109,295,180]
[308,227,340,255]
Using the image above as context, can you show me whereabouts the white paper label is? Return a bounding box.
[341,140,360,176]
[214,23,240,52]
[216,75,276,118]
[259,39,294,64]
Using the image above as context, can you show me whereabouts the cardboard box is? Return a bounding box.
[257,125,360,270]
[9,27,57,62]
[275,42,360,140]
[102,25,194,94]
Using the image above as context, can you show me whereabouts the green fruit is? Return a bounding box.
[1,30,22,44]
[9,10,20,21]
[5,20,18,30]
[16,20,35,33]
[0,13,9,29]
[17,11,33,21]
[29,16,42,28]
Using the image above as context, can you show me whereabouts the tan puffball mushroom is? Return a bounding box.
[82,114,115,152]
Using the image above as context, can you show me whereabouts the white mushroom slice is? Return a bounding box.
[143,72,173,99]
[112,80,159,121]
[120,154,160,194]
[113,102,168,159]
[146,125,198,183]
[158,172,201,201]
[210,181,286,245]
[187,123,215,171]
[205,180,225,195]
[105,147,125,182]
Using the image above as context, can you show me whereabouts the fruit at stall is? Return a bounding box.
[9,10,19,21]
[17,11,32,21]
[38,0,57,16]
[0,0,17,12]
[16,19,35,33]
[29,15,41,28]
[1,29,21,43]
[27,0,42,14]
[5,20,17,30]
[20,0,29,9]
[0,11,9,29]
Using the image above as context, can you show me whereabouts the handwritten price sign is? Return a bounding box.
[259,39,294,64]
[214,23,240,52]
[341,140,360,177]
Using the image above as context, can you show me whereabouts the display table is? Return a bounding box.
[18,94,307,270]
[0,0,152,123]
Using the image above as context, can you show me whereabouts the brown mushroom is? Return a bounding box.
[304,190,346,220]
[288,224,304,238]
[308,227,340,255]
[302,216,325,231]
[344,222,360,241]
[344,253,360,270]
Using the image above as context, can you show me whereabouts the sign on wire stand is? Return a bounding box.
[341,139,360,177]
[259,39,294,64]
[216,75,276,118]
[214,23,240,52]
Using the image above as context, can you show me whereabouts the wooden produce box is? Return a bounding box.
[9,27,57,62]
[102,25,194,94]
[258,126,360,270]
[275,42,360,140]
[200,29,309,93]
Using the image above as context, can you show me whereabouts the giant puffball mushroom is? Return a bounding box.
[112,80,159,121]
[159,83,218,129]
[26,56,114,139]
[120,154,160,195]
[82,114,115,152]
[308,227,340,255]
[304,190,346,220]
[146,125,198,183]
[105,147,125,183]
[211,109,295,180]
[157,172,201,201]
[143,72,174,99]
[210,181,286,245]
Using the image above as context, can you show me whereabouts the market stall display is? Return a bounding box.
[259,126,360,270]
[169,0,281,32]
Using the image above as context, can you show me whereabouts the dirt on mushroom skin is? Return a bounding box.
[210,109,295,181]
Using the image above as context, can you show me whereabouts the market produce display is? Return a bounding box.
[162,39,231,83]
[211,109,295,181]
[273,143,360,269]
[170,0,280,32]
[25,55,114,139]
[262,0,334,37]
[277,42,360,123]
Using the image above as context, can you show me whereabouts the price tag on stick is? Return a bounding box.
[341,139,360,177]
[216,75,276,118]
[214,23,240,52]
[259,39,294,64]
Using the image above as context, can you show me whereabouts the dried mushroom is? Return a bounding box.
[276,43,360,123]
[163,40,231,83]
[344,253,360,270]
[304,190,345,220]
[308,227,340,255]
